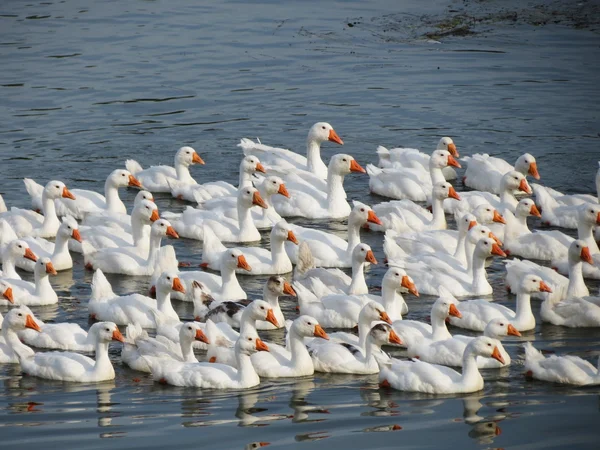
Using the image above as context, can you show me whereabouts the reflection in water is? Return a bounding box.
[288,380,330,423]
[462,394,504,445]
[244,443,270,449]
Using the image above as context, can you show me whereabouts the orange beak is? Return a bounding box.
[518,178,532,194]
[24,248,38,262]
[401,275,419,296]
[495,426,502,436]
[580,246,593,265]
[365,249,378,264]
[45,261,57,275]
[265,309,279,327]
[62,187,76,200]
[313,324,329,340]
[71,228,82,242]
[25,314,41,332]
[149,209,160,222]
[448,186,461,201]
[489,232,503,247]
[493,210,506,224]
[596,212,600,225]
[166,225,179,238]
[255,338,270,352]
[128,175,142,188]
[328,128,344,145]
[448,303,462,318]
[171,277,186,293]
[491,243,507,257]
[528,162,540,180]
[277,183,290,198]
[252,191,268,208]
[3,287,14,304]
[367,210,382,225]
[255,162,267,174]
[529,204,541,217]
[539,280,553,293]
[491,346,505,365]
[192,152,205,165]
[447,142,459,157]
[112,328,125,343]
[287,230,299,245]
[379,311,392,325]
[468,220,478,230]
[349,159,366,173]
[283,282,296,297]
[237,255,251,271]
[507,324,521,337]
[195,328,210,344]
[388,329,403,345]
[447,154,461,168]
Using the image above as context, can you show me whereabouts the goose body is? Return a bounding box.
[0,257,58,306]
[462,153,540,193]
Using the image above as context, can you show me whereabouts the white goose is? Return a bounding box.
[147,331,269,389]
[125,146,205,193]
[121,322,209,373]
[524,342,600,386]
[370,182,461,233]
[239,122,343,179]
[489,198,539,243]
[251,316,329,378]
[84,219,179,276]
[200,220,296,275]
[0,180,75,238]
[1,257,57,306]
[81,189,154,229]
[88,270,182,327]
[378,336,504,394]
[367,149,461,201]
[0,282,13,304]
[163,186,267,242]
[462,153,540,193]
[0,239,38,279]
[0,194,6,213]
[24,169,142,219]
[449,274,552,332]
[270,154,366,219]
[0,308,38,363]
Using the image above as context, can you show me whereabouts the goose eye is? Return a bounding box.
[395,273,399,276]
[121,173,125,176]
[275,280,281,285]
[188,326,192,330]
[18,245,22,248]
[342,158,347,162]
[487,343,491,346]
[167,276,171,280]
[360,208,365,212]
[322,126,326,130]
[18,313,22,317]
[272,181,276,184]
[260,306,265,310]
[55,185,59,189]
[160,223,164,227]
[105,328,110,332]
[146,206,150,210]
[248,337,252,341]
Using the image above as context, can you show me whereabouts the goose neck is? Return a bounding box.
[431,310,452,340]
[470,251,490,294]
[236,352,260,386]
[179,336,196,361]
[34,271,53,298]
[453,232,467,264]
[347,260,367,295]
[567,260,589,298]
[289,328,312,370]
[146,233,163,268]
[175,161,194,183]
[155,290,177,318]
[461,345,484,388]
[514,291,533,328]
[346,218,362,257]
[326,172,347,210]
[1,254,20,279]
[41,192,59,231]
[220,264,244,301]
[430,196,446,229]
[3,326,31,357]
[237,202,257,237]
[104,180,125,213]
[93,339,114,376]
[577,221,599,253]
[380,285,403,321]
[306,140,325,176]
[429,166,446,185]
[270,236,289,269]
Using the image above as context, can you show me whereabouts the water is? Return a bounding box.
[1,0,600,448]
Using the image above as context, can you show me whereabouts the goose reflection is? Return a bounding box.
[288,379,330,423]
[462,394,504,445]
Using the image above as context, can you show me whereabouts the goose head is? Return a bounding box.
[328,154,365,175]
[88,321,125,344]
[578,203,600,227]
[240,156,266,175]
[382,267,419,296]
[134,190,154,205]
[156,271,185,296]
[519,274,553,295]
[107,169,141,189]
[133,199,159,224]
[501,171,531,195]
[430,150,461,170]
[150,219,178,239]
[308,122,343,145]
[484,318,521,337]
[238,186,268,209]
[468,225,502,247]
[6,240,37,262]
[3,307,41,332]
[368,322,403,346]
[292,315,329,340]
[244,299,279,327]
[353,243,378,265]
[568,239,594,265]
[35,256,57,276]
[59,215,81,242]
[473,204,506,225]
[271,220,297,245]
[359,301,392,325]
[236,330,269,356]
[437,137,459,157]
[262,176,289,198]
[433,182,461,201]
[515,198,541,218]
[44,180,75,200]
[0,280,14,304]
[458,213,478,234]
[179,322,209,345]
[221,248,251,272]
[474,237,507,259]
[469,336,505,364]
[432,295,462,321]
[514,153,539,180]
[265,275,296,297]
[175,146,204,166]
[350,201,381,226]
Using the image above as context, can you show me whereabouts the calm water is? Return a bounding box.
[1,0,600,448]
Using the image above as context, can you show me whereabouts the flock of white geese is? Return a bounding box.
[1,122,600,392]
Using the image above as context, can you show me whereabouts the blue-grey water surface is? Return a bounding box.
[1,0,600,448]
